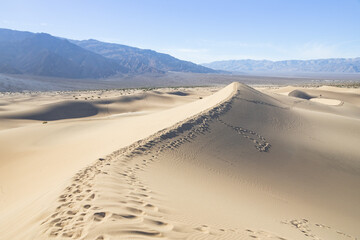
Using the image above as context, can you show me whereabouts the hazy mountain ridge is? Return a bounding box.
[71,39,217,74]
[0,29,128,78]
[1,28,359,79]
[203,58,360,73]
[0,28,216,79]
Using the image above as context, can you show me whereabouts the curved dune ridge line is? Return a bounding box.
[1,91,188,121]
[0,84,236,239]
[268,85,360,107]
[2,82,360,240]
[288,89,343,106]
[0,85,229,214]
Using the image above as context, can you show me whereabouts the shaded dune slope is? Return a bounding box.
[289,89,314,100]
[287,87,360,107]
[166,91,189,96]
[1,92,184,121]
[10,101,100,121]
[297,88,360,106]
[6,83,360,240]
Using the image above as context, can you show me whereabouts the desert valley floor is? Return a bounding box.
[0,82,359,240]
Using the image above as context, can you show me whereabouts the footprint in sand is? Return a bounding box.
[83,204,91,209]
[144,203,158,212]
[93,212,106,221]
[87,193,95,200]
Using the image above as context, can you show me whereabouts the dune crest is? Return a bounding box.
[1,83,359,240]
[0,84,235,239]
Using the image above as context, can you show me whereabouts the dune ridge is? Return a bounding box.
[0,84,235,239]
[29,83,239,240]
[1,83,359,240]
[0,86,222,214]
[140,84,360,239]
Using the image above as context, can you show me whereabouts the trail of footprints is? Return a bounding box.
[217,118,271,152]
[281,219,357,240]
[38,134,232,239]
[38,89,284,239]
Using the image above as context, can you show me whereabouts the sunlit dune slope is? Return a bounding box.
[1,83,359,240]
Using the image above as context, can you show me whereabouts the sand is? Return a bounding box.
[0,83,359,240]
[310,98,342,105]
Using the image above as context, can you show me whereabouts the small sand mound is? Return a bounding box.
[288,90,314,100]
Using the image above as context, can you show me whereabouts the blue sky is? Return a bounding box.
[1,0,360,63]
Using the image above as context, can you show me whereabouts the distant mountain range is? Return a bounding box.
[1,28,359,79]
[0,28,216,78]
[0,29,125,78]
[71,39,216,74]
[202,59,360,73]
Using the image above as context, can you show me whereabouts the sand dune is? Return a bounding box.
[1,83,359,240]
[0,85,227,238]
[270,85,360,107]
[288,89,344,105]
[289,89,315,100]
